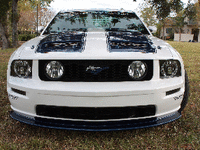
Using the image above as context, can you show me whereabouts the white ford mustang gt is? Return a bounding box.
[7,9,189,131]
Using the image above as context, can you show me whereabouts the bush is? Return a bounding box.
[18,34,36,41]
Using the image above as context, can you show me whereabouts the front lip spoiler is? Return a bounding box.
[10,111,181,131]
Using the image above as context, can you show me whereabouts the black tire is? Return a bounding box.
[179,71,190,112]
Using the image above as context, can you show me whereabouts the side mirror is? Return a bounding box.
[148,26,157,34]
[149,29,153,33]
[36,26,44,35]
[38,26,44,33]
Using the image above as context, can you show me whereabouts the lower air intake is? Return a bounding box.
[36,105,156,120]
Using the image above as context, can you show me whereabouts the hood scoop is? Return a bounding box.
[36,31,86,53]
[107,30,156,53]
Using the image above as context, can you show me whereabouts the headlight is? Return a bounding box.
[160,60,181,78]
[11,60,32,78]
[128,61,147,80]
[45,61,64,80]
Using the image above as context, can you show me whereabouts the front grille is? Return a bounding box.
[39,60,153,82]
[36,105,156,120]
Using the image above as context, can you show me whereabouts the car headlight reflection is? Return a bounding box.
[128,61,147,80]
[12,60,32,78]
[45,61,64,80]
[160,60,181,78]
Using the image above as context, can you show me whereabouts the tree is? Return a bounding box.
[140,2,157,27]
[12,0,19,48]
[148,0,183,39]
[196,1,200,23]
[184,1,200,42]
[0,0,12,50]
[185,0,200,23]
[185,2,197,20]
[18,1,55,34]
[149,0,171,39]
[29,0,53,7]
[11,0,54,47]
[174,11,186,41]
[18,1,35,32]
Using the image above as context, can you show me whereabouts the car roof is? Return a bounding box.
[59,8,135,13]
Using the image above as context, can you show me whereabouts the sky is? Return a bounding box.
[49,0,195,13]
[50,0,143,12]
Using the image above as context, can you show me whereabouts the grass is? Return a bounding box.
[0,42,199,149]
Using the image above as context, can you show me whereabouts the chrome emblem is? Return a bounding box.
[86,66,109,75]
[8,94,18,100]
[174,94,183,101]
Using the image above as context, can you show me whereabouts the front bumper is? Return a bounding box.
[10,111,181,131]
[7,74,185,130]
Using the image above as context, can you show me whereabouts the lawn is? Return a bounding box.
[0,42,199,149]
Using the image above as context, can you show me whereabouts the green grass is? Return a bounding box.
[0,42,200,149]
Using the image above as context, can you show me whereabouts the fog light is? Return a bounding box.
[45,61,64,80]
[128,61,147,80]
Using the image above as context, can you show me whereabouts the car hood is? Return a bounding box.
[14,32,179,60]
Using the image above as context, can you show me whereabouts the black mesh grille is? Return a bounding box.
[36,105,156,120]
[39,60,153,82]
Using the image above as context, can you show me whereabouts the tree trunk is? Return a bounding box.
[162,24,165,40]
[179,28,181,42]
[12,0,19,48]
[0,21,9,50]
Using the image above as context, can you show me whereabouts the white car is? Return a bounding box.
[7,9,189,131]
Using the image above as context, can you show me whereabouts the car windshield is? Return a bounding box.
[43,10,150,34]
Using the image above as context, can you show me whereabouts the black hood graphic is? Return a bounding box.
[106,29,155,53]
[36,30,155,53]
[36,31,86,53]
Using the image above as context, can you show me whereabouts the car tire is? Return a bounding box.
[179,71,190,112]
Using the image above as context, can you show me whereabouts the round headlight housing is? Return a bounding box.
[128,61,147,80]
[160,60,180,78]
[13,60,32,78]
[45,61,64,80]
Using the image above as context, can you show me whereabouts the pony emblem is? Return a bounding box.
[86,66,109,75]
